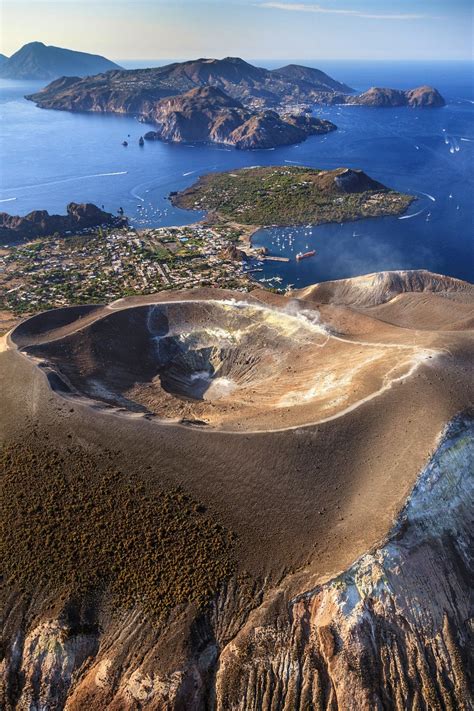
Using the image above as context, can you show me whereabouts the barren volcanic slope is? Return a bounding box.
[1,270,473,709]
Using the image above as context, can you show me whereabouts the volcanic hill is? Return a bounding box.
[1,270,473,709]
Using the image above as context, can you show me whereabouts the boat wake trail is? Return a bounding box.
[4,171,128,192]
[417,191,436,202]
[399,208,426,221]
[0,197,17,203]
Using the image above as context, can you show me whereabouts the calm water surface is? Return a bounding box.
[0,61,472,285]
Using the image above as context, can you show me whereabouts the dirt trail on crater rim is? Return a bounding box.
[2,270,473,589]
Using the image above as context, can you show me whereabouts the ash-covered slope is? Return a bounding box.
[298,269,474,308]
[0,41,121,80]
[1,272,473,709]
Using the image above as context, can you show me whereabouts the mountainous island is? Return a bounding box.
[0,41,122,80]
[25,57,445,149]
[27,56,353,110]
[172,165,413,226]
[26,55,445,112]
[0,203,125,243]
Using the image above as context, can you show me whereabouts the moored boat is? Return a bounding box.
[296,249,316,261]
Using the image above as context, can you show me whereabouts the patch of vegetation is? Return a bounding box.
[0,442,235,620]
[173,166,413,226]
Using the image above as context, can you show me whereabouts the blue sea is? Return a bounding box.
[0,60,472,286]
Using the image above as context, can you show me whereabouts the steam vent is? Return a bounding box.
[1,272,473,709]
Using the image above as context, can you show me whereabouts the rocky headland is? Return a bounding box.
[329,85,446,108]
[141,86,336,149]
[0,203,126,243]
[1,271,473,709]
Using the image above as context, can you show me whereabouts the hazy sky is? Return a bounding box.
[1,0,473,61]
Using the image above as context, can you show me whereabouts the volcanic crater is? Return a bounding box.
[19,295,433,431]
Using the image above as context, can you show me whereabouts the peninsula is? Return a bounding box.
[141,86,336,149]
[171,166,414,227]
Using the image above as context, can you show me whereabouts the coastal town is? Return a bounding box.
[0,222,254,333]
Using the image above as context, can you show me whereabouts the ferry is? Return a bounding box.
[296,249,316,261]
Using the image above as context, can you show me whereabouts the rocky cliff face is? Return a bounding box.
[0,202,125,242]
[2,414,472,710]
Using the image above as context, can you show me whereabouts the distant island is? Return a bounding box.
[330,85,445,108]
[0,203,126,243]
[171,166,414,227]
[26,56,446,114]
[0,42,122,80]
